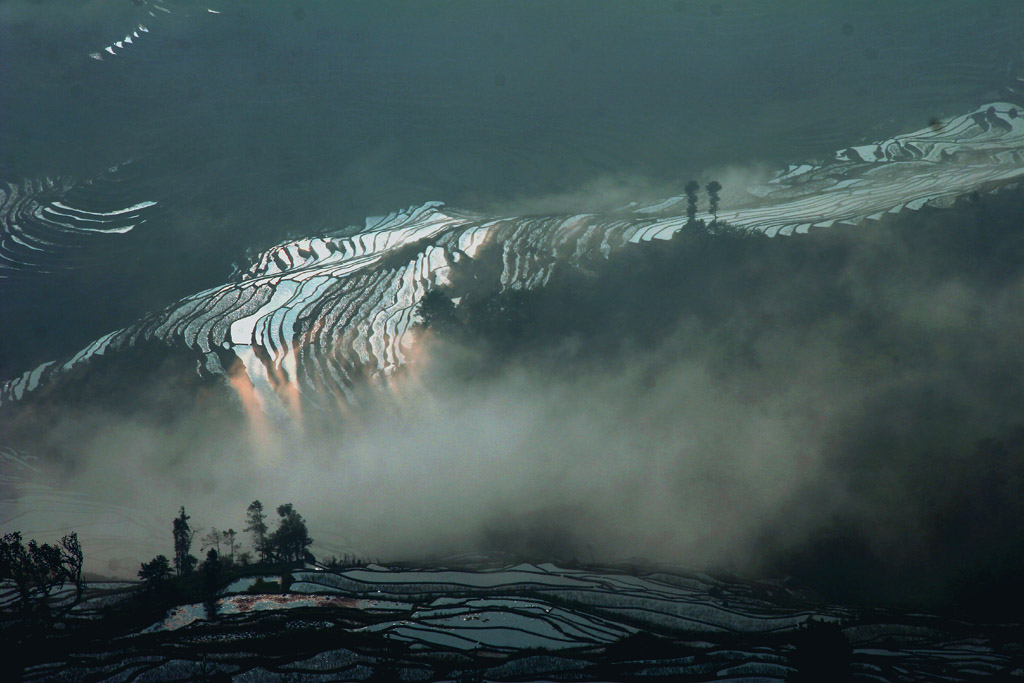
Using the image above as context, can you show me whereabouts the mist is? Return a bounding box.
[3,335,829,569]
[2,327,847,583]
[4,3,1024,630]
[4,185,1024,620]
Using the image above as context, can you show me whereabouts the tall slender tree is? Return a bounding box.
[172,506,198,577]
[684,180,700,225]
[244,500,270,563]
[705,180,722,223]
[201,549,221,619]
[223,529,239,564]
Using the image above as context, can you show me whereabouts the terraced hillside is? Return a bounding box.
[2,103,1023,419]
[11,562,1024,681]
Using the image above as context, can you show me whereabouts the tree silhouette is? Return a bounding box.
[138,555,172,586]
[172,506,198,577]
[416,289,458,332]
[1,532,39,609]
[269,503,313,563]
[201,549,221,619]
[705,180,722,222]
[223,529,239,564]
[684,180,700,225]
[0,531,85,611]
[59,533,84,601]
[245,500,270,563]
[201,527,223,555]
[26,539,65,601]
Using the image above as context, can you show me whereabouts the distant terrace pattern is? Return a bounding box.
[87,0,223,62]
[0,171,156,281]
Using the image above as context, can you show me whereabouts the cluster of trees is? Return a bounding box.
[0,532,84,612]
[138,501,313,587]
[244,501,314,563]
[417,179,729,345]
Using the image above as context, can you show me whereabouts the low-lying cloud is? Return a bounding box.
[4,186,1024,618]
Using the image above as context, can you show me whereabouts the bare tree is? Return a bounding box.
[245,500,270,563]
[222,529,239,564]
[201,527,223,555]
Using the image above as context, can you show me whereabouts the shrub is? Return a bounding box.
[246,578,281,594]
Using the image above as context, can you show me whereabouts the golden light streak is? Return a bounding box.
[226,354,280,467]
